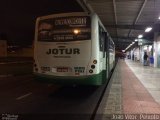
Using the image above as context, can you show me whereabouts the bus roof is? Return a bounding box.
[36,12,90,21]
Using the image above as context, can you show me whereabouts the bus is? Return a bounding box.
[33,12,115,85]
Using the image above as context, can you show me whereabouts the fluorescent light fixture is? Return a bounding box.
[135,39,138,42]
[145,27,152,32]
[132,42,135,44]
[138,34,143,38]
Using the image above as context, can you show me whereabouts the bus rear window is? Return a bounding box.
[38,16,91,42]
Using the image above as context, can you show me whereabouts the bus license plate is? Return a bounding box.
[57,67,68,72]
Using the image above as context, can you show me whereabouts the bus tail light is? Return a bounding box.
[89,69,93,73]
[91,65,95,69]
[93,60,97,64]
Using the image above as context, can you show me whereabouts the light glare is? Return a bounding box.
[145,27,152,32]
[138,35,143,38]
[73,29,80,34]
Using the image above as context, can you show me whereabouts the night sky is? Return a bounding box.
[0,0,83,46]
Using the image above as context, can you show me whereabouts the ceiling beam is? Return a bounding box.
[116,40,132,43]
[113,0,117,25]
[105,24,147,30]
[113,0,118,40]
[115,45,129,50]
[128,0,148,37]
[76,0,94,13]
[116,43,130,46]
[112,36,136,40]
[114,42,132,49]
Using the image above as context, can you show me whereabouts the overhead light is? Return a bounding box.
[145,27,152,32]
[135,39,138,42]
[158,16,160,20]
[132,42,135,44]
[138,34,143,38]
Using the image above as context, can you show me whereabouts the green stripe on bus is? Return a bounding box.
[34,70,107,85]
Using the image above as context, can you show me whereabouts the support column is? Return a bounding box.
[154,33,160,68]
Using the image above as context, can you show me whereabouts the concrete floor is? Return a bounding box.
[97,59,160,120]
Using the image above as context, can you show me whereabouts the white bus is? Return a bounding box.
[33,12,115,85]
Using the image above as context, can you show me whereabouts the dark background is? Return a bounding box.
[0,0,83,46]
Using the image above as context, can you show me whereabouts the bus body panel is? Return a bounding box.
[34,40,92,76]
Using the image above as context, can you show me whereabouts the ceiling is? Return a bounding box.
[78,0,160,50]
[0,0,160,51]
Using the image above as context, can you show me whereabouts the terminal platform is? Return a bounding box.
[97,59,160,118]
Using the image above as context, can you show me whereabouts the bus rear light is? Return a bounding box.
[89,69,93,73]
[93,60,97,64]
[91,65,95,69]
[73,29,80,34]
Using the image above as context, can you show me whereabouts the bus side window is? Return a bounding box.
[99,25,105,58]
[103,32,108,52]
[102,32,106,58]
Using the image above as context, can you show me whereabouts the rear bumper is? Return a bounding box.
[34,70,106,85]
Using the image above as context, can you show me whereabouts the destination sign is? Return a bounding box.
[38,16,91,42]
